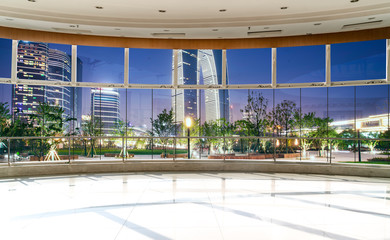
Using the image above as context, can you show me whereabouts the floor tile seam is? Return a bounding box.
[113,178,152,240]
[206,190,225,240]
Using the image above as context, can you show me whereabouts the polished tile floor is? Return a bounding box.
[1,172,390,240]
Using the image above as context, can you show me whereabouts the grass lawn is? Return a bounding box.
[57,148,187,155]
[342,161,390,165]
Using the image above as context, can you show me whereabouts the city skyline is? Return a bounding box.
[0,39,388,131]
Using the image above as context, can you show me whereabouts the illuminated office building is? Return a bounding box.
[12,41,74,129]
[172,49,230,123]
[90,88,120,135]
[13,41,48,121]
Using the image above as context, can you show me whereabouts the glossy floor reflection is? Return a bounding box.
[1,173,390,240]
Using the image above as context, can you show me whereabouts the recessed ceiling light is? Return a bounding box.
[350,0,359,2]
[280,6,288,10]
[219,9,227,12]
[314,23,322,26]
[212,29,218,31]
[95,6,103,9]
[158,10,166,13]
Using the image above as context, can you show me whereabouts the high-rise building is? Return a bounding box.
[13,41,48,121]
[172,49,230,123]
[47,49,71,116]
[90,88,120,135]
[12,41,75,133]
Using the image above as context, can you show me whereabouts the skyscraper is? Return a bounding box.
[90,88,120,135]
[172,49,230,123]
[13,41,48,121]
[12,41,75,132]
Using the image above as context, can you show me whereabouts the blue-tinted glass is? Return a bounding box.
[356,85,388,133]
[129,49,172,84]
[301,88,327,118]
[277,45,325,83]
[328,86,355,133]
[78,46,124,83]
[0,84,13,105]
[227,48,271,84]
[0,38,12,78]
[331,39,386,81]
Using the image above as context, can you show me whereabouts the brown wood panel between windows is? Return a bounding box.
[0,26,389,49]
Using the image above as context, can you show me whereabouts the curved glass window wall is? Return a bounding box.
[0,38,389,164]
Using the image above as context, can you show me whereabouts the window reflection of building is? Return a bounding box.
[172,49,230,124]
[91,88,120,135]
[331,113,388,133]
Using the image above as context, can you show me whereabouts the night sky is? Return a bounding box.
[0,38,387,128]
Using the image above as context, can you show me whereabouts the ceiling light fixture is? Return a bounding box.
[350,0,359,2]
[219,9,227,12]
[27,0,36,2]
[158,10,166,13]
[280,7,288,10]
[95,6,103,9]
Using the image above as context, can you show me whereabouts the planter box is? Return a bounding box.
[161,153,188,158]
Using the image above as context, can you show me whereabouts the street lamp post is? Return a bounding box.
[357,129,362,162]
[185,117,192,159]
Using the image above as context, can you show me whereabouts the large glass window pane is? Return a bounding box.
[356,85,388,140]
[331,39,386,81]
[274,89,300,160]
[0,38,12,78]
[329,86,356,161]
[174,49,224,86]
[227,48,271,84]
[129,49,172,84]
[77,46,124,83]
[277,45,325,83]
[301,88,328,161]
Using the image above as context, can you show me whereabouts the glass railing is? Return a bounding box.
[1,135,389,165]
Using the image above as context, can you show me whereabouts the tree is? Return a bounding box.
[378,130,390,152]
[149,109,178,157]
[270,100,298,153]
[81,115,103,157]
[29,102,74,158]
[240,91,270,152]
[363,132,380,153]
[310,117,336,157]
[113,120,134,157]
[0,102,11,136]
[294,111,316,157]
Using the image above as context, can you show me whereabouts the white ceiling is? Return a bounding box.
[0,0,389,39]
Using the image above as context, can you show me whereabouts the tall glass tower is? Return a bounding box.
[13,41,48,121]
[172,49,230,123]
[12,41,74,131]
[90,88,120,135]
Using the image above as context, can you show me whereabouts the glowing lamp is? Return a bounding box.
[185,117,192,128]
